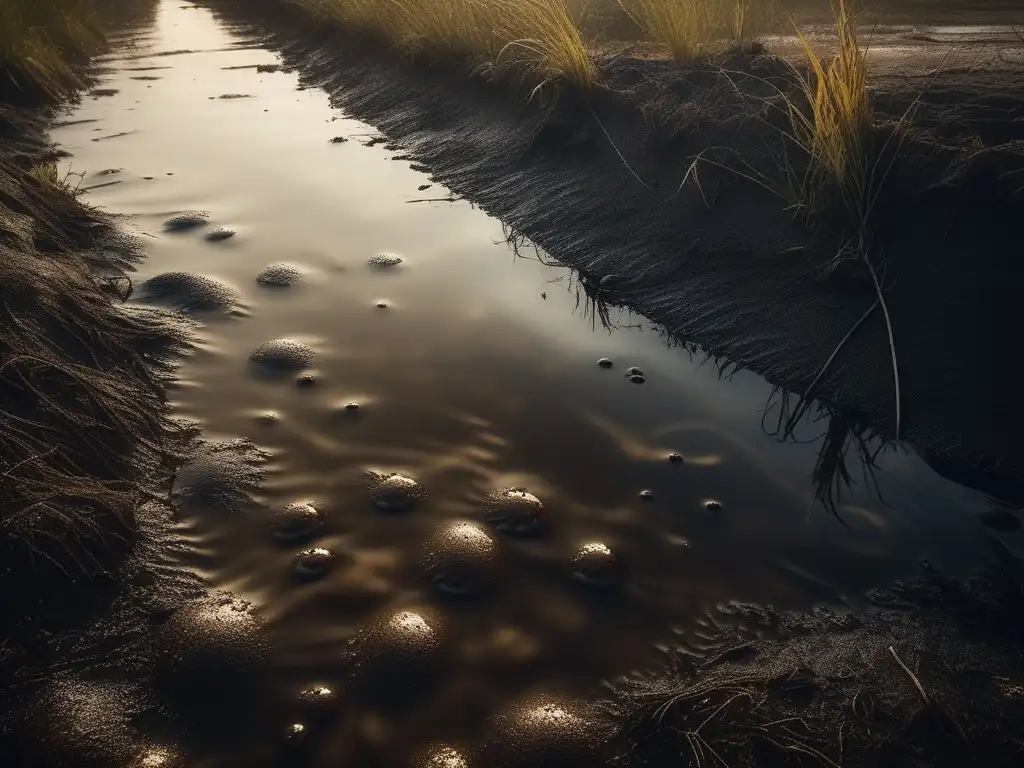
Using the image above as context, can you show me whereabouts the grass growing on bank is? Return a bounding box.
[0,0,106,102]
[619,0,775,64]
[786,0,874,225]
[297,0,595,86]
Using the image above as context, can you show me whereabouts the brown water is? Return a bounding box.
[52,1,1019,764]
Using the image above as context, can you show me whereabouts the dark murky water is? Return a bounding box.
[51,1,1020,764]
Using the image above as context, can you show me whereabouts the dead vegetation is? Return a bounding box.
[0,105,188,621]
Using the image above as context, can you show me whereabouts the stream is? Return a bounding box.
[49,1,1017,764]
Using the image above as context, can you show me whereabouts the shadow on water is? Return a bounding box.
[507,221,1024,524]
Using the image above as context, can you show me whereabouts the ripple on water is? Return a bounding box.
[249,338,315,372]
[422,521,503,596]
[138,271,240,313]
[347,609,443,707]
[370,472,426,511]
[482,488,545,535]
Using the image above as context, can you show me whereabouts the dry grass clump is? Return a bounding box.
[0,156,188,612]
[619,0,775,64]
[294,0,596,87]
[786,0,874,225]
[0,0,106,103]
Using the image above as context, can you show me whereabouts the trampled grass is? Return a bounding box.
[0,0,106,102]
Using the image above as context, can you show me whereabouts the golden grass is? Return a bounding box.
[295,0,596,87]
[0,0,106,102]
[786,0,873,223]
[498,0,596,87]
[619,0,774,64]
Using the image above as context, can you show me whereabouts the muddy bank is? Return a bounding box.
[608,557,1024,768]
[0,54,222,765]
[198,0,1024,502]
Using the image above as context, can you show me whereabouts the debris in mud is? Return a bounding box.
[296,372,317,387]
[131,75,162,81]
[368,252,403,268]
[91,130,138,142]
[139,271,240,313]
[418,184,432,191]
[90,88,119,98]
[482,488,545,535]
[329,135,348,143]
[256,262,302,286]
[409,163,431,173]
[217,93,253,99]
[164,210,209,231]
[249,338,315,371]
[257,63,282,73]
[370,472,426,511]
[205,226,236,241]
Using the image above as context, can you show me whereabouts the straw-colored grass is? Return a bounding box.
[497,0,596,87]
[786,0,873,224]
[0,0,106,102]
[295,0,596,87]
[619,0,774,64]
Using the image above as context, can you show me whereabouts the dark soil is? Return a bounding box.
[200,0,1024,504]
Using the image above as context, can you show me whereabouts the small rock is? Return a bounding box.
[205,227,236,242]
[368,253,403,269]
[164,211,209,231]
[705,500,723,512]
[629,375,646,384]
[329,136,348,143]
[625,367,644,377]
[668,453,684,464]
[639,490,654,502]
[284,722,308,747]
[294,548,337,580]
[571,542,621,588]
[296,373,316,387]
[344,402,360,411]
[597,358,613,369]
